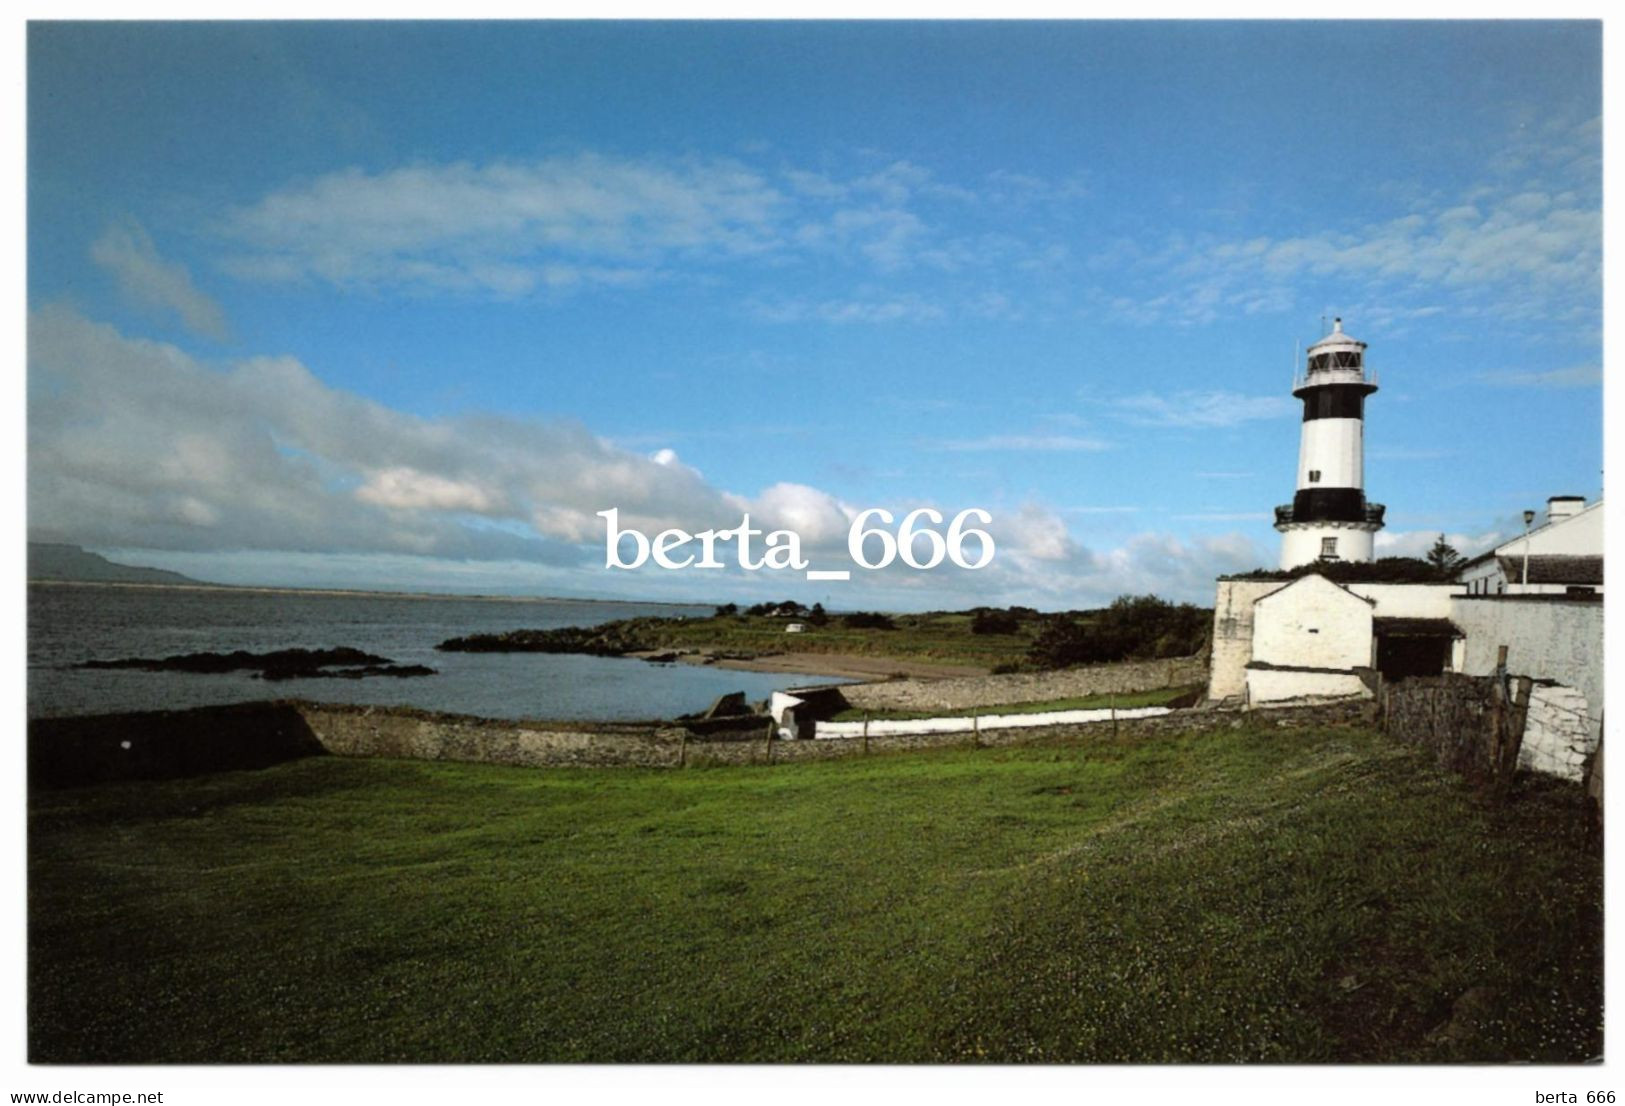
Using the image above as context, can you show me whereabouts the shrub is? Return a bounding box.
[1026,595,1208,669]
[971,610,1022,635]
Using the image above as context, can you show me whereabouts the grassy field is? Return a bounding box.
[828,684,1203,721]
[29,721,1600,1063]
[587,609,1047,667]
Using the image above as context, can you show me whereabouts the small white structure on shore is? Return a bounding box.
[1274,319,1385,569]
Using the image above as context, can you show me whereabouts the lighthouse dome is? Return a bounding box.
[1307,317,1367,353]
[1304,317,1368,374]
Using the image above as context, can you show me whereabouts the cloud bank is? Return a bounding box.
[27,306,1268,606]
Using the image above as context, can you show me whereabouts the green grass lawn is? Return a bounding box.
[29,721,1600,1063]
[828,684,1202,722]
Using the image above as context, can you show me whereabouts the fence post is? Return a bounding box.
[862,712,870,756]
[1489,645,1509,786]
[765,718,776,764]
[1499,675,1533,793]
[678,728,688,768]
[971,712,980,749]
[1111,693,1119,739]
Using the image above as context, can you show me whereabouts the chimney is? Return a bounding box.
[1547,495,1586,524]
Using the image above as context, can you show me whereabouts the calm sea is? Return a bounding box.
[28,584,844,722]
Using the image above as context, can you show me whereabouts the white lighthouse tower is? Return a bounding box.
[1274,318,1385,568]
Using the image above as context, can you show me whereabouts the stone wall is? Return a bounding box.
[1449,595,1603,743]
[30,696,1373,785]
[1520,683,1597,783]
[1208,579,1281,702]
[836,653,1209,714]
[1382,674,1503,785]
[296,704,690,769]
[1382,673,1598,786]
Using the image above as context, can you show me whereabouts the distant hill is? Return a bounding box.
[28,543,203,586]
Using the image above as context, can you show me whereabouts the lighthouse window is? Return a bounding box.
[1320,537,1338,559]
[1308,469,1321,483]
[1333,351,1362,369]
[1307,351,1363,371]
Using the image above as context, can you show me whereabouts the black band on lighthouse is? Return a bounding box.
[1291,487,1369,522]
[1300,384,1369,421]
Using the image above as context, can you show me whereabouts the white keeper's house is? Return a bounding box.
[1456,496,1603,597]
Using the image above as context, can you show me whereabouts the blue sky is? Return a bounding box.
[26,21,1602,608]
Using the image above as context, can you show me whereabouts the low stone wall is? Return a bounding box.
[836,653,1209,714]
[1520,684,1597,783]
[29,695,1371,785]
[1381,674,1599,787]
[296,704,690,770]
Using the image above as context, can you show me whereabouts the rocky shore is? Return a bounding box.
[80,646,436,681]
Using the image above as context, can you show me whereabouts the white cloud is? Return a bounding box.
[29,305,1284,607]
[1482,365,1601,389]
[355,468,503,513]
[1099,116,1600,329]
[90,219,230,340]
[1375,528,1507,561]
[221,155,786,295]
[933,434,1113,453]
[1110,391,1294,428]
[749,293,944,324]
[217,152,1076,307]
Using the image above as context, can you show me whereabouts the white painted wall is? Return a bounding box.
[1246,668,1370,705]
[813,705,1172,739]
[1297,418,1364,489]
[1521,501,1603,556]
[1348,583,1462,618]
[1279,525,1375,569]
[1252,575,1374,670]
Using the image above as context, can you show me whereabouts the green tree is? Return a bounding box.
[1425,535,1467,579]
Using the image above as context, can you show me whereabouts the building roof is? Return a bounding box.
[1307,318,1366,352]
[1492,554,1604,585]
[1255,572,1376,606]
[1373,616,1464,638]
[1456,497,1605,574]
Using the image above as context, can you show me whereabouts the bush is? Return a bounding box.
[1026,595,1208,669]
[971,610,1021,635]
[843,611,897,631]
[1225,557,1445,584]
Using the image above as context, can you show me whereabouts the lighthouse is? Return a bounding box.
[1274,318,1385,568]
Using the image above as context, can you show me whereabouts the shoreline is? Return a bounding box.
[26,578,710,607]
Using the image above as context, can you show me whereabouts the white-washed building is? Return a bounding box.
[1210,574,1464,706]
[1457,496,1603,596]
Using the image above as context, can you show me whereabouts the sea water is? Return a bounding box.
[28,584,843,721]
